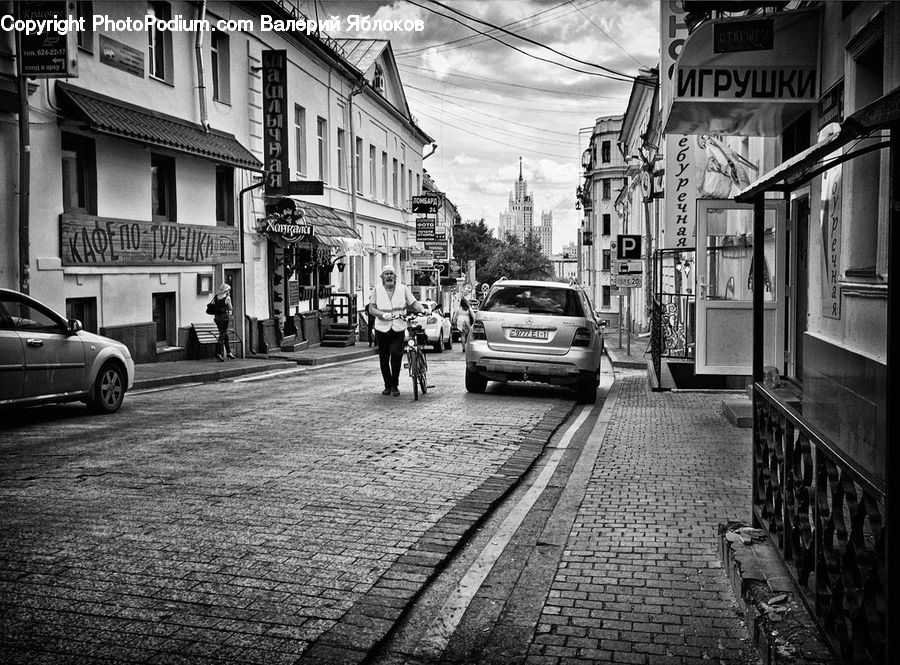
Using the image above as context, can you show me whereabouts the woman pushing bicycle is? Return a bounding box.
[368,265,428,396]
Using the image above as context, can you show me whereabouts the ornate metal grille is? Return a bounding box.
[753,385,885,663]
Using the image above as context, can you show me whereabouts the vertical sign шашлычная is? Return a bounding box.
[262,50,289,197]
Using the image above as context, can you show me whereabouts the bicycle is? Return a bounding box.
[392,313,429,400]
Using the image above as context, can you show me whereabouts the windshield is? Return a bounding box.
[480,285,584,317]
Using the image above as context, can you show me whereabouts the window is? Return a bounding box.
[369,145,376,197]
[601,140,611,163]
[602,249,611,271]
[373,63,385,93]
[66,297,97,333]
[408,169,412,207]
[602,179,611,200]
[152,292,176,347]
[294,105,306,175]
[317,117,328,182]
[846,32,884,273]
[381,151,388,200]
[416,173,420,196]
[602,214,611,235]
[76,1,93,51]
[602,285,611,308]
[400,162,406,205]
[481,285,584,317]
[147,2,173,82]
[337,128,346,189]
[355,137,363,194]
[210,30,230,103]
[150,153,176,221]
[216,166,234,226]
[61,133,96,214]
[392,158,398,206]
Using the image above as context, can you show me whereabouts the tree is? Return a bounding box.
[480,233,554,286]
[452,218,499,267]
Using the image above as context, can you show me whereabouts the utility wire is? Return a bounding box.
[396,0,600,58]
[411,0,637,81]
[398,63,617,99]
[404,0,634,82]
[566,0,648,68]
[406,83,620,113]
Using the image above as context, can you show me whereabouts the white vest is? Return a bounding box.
[372,284,413,333]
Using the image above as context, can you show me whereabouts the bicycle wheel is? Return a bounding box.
[417,350,427,395]
[409,349,419,400]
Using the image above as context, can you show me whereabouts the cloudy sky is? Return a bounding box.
[321,0,660,252]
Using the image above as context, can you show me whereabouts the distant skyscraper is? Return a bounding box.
[536,211,553,257]
[499,157,533,242]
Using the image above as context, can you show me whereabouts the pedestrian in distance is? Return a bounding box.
[452,297,475,350]
[209,283,234,362]
[368,265,427,396]
[365,302,377,348]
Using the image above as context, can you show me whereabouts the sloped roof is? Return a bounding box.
[332,39,390,75]
[56,82,262,171]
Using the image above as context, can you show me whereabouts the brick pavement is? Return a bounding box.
[0,357,571,664]
[526,373,760,665]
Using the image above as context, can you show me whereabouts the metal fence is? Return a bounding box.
[650,249,696,382]
[753,385,885,664]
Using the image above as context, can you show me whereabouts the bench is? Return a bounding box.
[190,323,243,359]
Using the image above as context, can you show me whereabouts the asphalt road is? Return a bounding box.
[0,351,581,664]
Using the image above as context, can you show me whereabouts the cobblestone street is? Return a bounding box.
[0,355,571,664]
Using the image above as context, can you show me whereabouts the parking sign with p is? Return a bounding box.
[616,234,642,260]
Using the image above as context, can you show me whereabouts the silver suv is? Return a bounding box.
[464,280,604,403]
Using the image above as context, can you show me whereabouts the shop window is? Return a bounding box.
[846,31,884,275]
[294,105,306,175]
[602,286,611,308]
[602,250,611,271]
[602,213,611,235]
[147,2,173,83]
[76,1,93,52]
[601,140,611,163]
[152,292,176,347]
[215,166,234,226]
[211,30,230,103]
[66,297,97,333]
[337,128,346,189]
[151,153,176,221]
[61,132,96,214]
[317,117,328,182]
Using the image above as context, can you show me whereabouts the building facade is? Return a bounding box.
[499,157,534,242]
[578,116,625,325]
[0,0,432,361]
[534,211,553,257]
[661,1,898,661]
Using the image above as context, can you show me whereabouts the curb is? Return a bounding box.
[266,347,378,366]
[293,400,578,665]
[132,361,296,391]
[719,522,835,665]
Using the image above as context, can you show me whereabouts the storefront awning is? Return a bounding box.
[287,200,364,255]
[56,82,263,171]
[665,9,820,136]
[736,86,900,201]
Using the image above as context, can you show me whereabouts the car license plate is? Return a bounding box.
[509,328,548,340]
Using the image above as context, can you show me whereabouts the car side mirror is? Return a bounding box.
[67,319,83,334]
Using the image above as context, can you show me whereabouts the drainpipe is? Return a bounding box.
[423,142,437,160]
[348,77,365,307]
[16,56,30,294]
[238,178,265,353]
[194,0,209,131]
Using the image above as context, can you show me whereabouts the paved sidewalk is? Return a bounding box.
[604,329,651,370]
[526,372,758,664]
[132,345,377,390]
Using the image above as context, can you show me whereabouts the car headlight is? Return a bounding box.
[407,339,416,348]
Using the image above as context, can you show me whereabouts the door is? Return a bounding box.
[0,306,25,402]
[224,268,242,356]
[695,200,785,375]
[786,196,809,381]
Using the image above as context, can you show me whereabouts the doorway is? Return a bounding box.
[786,196,809,382]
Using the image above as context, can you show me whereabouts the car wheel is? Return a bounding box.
[433,333,443,353]
[88,361,126,413]
[465,367,487,393]
[576,375,598,404]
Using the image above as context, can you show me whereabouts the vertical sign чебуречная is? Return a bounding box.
[820,159,842,319]
[262,50,289,197]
